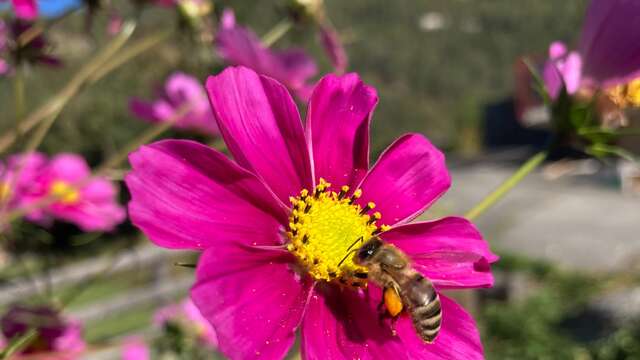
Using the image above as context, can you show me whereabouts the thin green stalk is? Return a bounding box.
[88,28,174,84]
[0,329,37,360]
[261,19,293,47]
[464,151,548,221]
[13,68,25,122]
[0,22,137,155]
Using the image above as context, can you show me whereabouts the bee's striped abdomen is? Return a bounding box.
[404,273,442,343]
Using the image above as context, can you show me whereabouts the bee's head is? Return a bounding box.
[354,237,383,264]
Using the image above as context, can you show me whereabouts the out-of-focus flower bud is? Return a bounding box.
[286,0,325,23]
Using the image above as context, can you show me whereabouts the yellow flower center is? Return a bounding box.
[607,78,640,108]
[0,182,11,202]
[286,178,390,286]
[49,181,80,205]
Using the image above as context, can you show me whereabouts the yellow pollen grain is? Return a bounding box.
[286,179,386,283]
[49,180,80,205]
[607,79,640,108]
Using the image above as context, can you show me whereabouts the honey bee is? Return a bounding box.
[350,236,442,343]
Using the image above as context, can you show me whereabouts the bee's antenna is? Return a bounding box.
[347,236,364,252]
[337,249,358,268]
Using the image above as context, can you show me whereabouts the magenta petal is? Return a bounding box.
[382,217,497,289]
[357,133,450,226]
[191,244,310,360]
[579,0,640,87]
[206,66,313,204]
[301,285,405,360]
[395,295,484,359]
[307,73,378,189]
[126,139,287,250]
[11,0,38,20]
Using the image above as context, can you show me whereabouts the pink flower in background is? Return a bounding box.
[543,41,582,99]
[127,66,496,359]
[0,0,38,20]
[122,337,150,360]
[153,299,218,348]
[0,152,47,210]
[1,304,85,359]
[319,24,347,75]
[216,9,318,100]
[14,153,126,232]
[543,0,640,97]
[9,20,61,69]
[130,72,219,136]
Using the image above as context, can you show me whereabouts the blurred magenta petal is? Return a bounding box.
[383,217,498,289]
[191,244,311,360]
[205,66,312,203]
[394,295,484,359]
[216,9,317,100]
[306,73,378,189]
[1,152,47,210]
[122,337,150,360]
[357,133,450,226]
[579,0,640,87]
[130,72,218,136]
[126,139,287,250]
[11,0,38,20]
[543,41,583,98]
[319,24,348,74]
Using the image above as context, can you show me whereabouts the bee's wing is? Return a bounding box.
[410,250,484,263]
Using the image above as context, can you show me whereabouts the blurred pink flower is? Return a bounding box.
[543,41,582,99]
[1,304,85,359]
[153,299,218,348]
[130,72,219,136]
[319,24,347,75]
[0,152,47,210]
[0,0,38,20]
[126,66,496,359]
[544,0,640,97]
[216,9,318,100]
[4,20,61,71]
[122,337,150,360]
[2,153,126,231]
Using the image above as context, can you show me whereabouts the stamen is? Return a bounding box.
[337,185,349,199]
[359,202,376,215]
[349,189,362,204]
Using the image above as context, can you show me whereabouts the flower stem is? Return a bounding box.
[13,67,25,122]
[262,19,293,47]
[0,22,137,155]
[0,328,37,360]
[464,151,548,221]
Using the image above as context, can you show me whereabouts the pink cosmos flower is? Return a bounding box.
[122,337,150,360]
[0,304,85,359]
[0,0,38,20]
[126,66,496,359]
[130,72,219,136]
[153,299,218,348]
[216,9,318,101]
[543,0,640,98]
[4,153,126,232]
